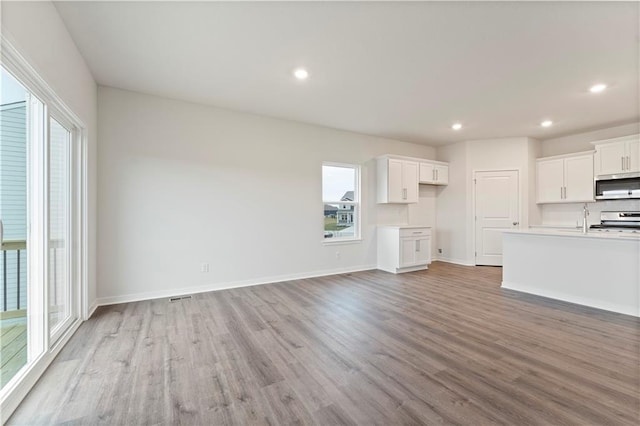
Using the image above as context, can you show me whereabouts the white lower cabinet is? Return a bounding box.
[377,226,431,274]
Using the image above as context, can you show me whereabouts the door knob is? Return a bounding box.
[512,222,519,226]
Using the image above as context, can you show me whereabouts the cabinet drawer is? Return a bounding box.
[399,228,431,238]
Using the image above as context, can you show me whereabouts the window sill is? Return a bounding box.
[322,238,362,246]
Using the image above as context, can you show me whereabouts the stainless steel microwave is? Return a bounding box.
[595,172,640,200]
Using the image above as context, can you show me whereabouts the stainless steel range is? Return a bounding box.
[589,211,640,233]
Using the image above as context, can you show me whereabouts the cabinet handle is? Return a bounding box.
[436,169,438,181]
[415,240,420,252]
[560,187,563,199]
[432,170,436,181]
[403,188,407,199]
[628,156,631,170]
[622,156,625,171]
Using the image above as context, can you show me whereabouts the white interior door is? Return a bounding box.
[475,170,519,266]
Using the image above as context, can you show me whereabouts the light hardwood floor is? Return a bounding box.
[9,262,640,425]
[0,318,27,388]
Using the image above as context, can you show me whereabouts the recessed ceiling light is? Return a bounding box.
[541,120,553,128]
[293,68,309,80]
[451,123,462,130]
[589,83,607,93]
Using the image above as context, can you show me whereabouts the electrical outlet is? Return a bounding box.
[201,263,210,273]
[335,251,341,259]
[438,248,443,254]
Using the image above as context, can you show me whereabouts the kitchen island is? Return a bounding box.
[502,228,640,317]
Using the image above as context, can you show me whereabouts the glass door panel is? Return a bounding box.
[0,68,29,389]
[48,117,73,342]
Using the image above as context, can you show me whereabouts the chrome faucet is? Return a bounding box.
[582,203,589,233]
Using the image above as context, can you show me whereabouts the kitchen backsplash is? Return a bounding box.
[540,199,640,227]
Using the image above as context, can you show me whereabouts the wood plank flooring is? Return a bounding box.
[9,262,640,425]
[1,318,27,388]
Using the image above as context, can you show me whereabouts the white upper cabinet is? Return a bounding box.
[419,161,449,185]
[593,134,640,175]
[419,162,434,184]
[536,152,594,204]
[377,157,418,203]
[537,158,565,203]
[378,155,449,203]
[628,139,639,172]
[434,164,449,185]
[564,154,595,201]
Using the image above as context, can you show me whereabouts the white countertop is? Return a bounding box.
[504,227,640,240]
[377,225,431,229]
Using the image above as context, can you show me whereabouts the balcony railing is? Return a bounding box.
[1,240,27,317]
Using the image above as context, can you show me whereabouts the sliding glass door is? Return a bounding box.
[0,68,30,388]
[0,64,82,395]
[48,117,76,343]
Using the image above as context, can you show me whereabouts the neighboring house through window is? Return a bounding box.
[322,163,360,240]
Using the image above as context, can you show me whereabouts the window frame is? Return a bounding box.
[322,162,361,244]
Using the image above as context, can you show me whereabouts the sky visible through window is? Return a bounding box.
[0,69,27,105]
[322,165,355,201]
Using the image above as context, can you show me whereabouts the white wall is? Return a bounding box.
[436,137,540,265]
[97,87,436,303]
[434,141,468,264]
[1,1,98,310]
[539,123,640,226]
[541,122,639,157]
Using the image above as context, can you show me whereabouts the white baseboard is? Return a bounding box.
[502,281,639,318]
[96,264,377,307]
[432,256,475,266]
[85,300,98,320]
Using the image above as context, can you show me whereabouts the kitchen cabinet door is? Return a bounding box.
[419,162,435,184]
[595,141,627,175]
[378,157,419,203]
[537,158,564,203]
[387,159,404,203]
[419,162,449,185]
[399,238,417,268]
[415,237,431,265]
[434,165,449,185]
[628,139,640,172]
[403,161,419,203]
[564,154,594,202]
[400,237,431,267]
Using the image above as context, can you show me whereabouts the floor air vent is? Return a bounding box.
[169,295,193,302]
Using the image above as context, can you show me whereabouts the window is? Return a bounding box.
[322,163,360,240]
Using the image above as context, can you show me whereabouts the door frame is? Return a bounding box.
[472,168,521,266]
[0,34,89,422]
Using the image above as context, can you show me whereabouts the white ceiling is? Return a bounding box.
[54,1,639,146]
